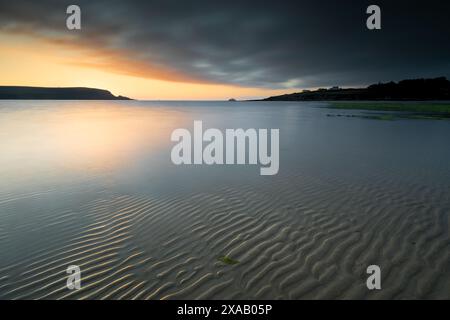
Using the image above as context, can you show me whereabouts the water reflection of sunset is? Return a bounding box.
[0,102,186,178]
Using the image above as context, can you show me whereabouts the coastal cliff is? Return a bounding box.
[0,86,132,100]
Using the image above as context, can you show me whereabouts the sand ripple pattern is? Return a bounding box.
[0,168,448,300]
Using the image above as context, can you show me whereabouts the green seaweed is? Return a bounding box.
[329,102,450,114]
[361,114,395,121]
[218,256,239,265]
[402,114,448,120]
[326,102,450,121]
[326,113,395,121]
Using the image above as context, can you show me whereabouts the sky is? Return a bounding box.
[0,0,449,100]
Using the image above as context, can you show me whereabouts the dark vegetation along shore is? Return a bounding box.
[263,77,450,101]
[262,77,450,120]
[0,86,131,100]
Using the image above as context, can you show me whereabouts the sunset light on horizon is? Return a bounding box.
[1,0,450,304]
[0,32,299,100]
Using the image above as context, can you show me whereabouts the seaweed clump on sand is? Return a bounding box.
[218,256,239,265]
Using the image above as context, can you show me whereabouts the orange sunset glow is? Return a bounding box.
[0,31,296,100]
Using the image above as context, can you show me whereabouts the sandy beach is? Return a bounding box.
[0,100,449,299]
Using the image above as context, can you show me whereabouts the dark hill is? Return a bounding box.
[262,77,450,101]
[0,86,132,100]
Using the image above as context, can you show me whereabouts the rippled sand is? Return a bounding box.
[0,101,449,299]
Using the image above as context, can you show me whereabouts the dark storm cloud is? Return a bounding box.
[1,0,449,88]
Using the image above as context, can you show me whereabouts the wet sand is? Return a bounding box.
[0,100,449,299]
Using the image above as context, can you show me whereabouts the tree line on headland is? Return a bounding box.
[262,77,450,101]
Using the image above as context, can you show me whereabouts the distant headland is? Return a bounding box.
[0,86,132,100]
[261,77,450,101]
